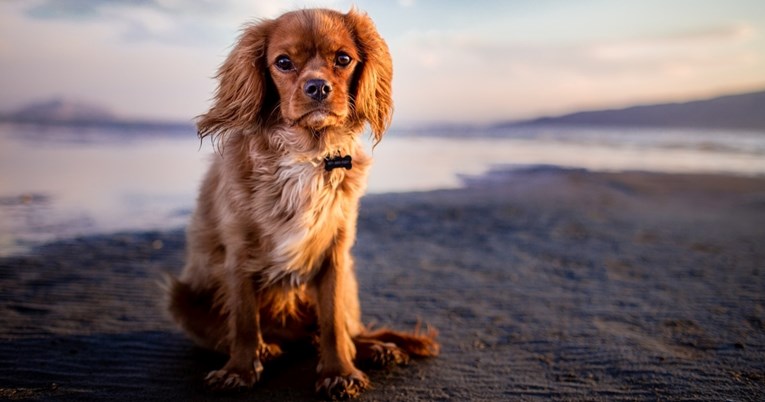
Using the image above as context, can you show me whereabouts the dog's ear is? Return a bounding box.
[344,9,393,145]
[197,19,275,146]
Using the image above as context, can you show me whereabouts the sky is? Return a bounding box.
[1,0,764,126]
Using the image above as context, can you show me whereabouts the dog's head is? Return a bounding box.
[198,8,392,146]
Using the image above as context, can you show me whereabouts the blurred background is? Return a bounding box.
[1,0,764,254]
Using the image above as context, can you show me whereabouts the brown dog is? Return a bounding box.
[166,8,438,399]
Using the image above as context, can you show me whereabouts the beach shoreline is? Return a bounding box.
[1,168,764,400]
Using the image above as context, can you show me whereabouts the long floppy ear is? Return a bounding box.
[344,9,393,144]
[197,19,275,145]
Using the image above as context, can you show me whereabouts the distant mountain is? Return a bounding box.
[2,98,117,124]
[497,89,765,131]
[0,98,193,130]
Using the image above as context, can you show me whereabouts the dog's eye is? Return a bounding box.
[275,56,295,71]
[335,53,352,67]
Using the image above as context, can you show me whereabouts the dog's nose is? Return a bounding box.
[304,79,331,101]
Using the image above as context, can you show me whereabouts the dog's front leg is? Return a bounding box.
[205,246,271,391]
[314,244,369,399]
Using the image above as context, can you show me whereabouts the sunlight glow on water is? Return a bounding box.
[372,134,765,192]
[1,123,764,255]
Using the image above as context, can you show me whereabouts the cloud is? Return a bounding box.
[653,23,755,43]
[390,22,762,123]
[400,22,756,72]
[19,0,291,45]
[589,23,756,62]
[24,0,274,20]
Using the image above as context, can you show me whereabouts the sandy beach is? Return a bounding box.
[1,167,764,401]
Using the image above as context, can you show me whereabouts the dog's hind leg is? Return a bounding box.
[166,276,229,353]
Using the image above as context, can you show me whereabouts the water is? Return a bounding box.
[1,123,764,255]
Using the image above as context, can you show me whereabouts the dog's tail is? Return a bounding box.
[163,275,228,353]
[359,323,440,358]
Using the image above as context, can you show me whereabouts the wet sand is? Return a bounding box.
[1,168,764,400]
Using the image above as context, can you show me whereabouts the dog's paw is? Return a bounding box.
[259,342,283,363]
[357,341,410,368]
[204,359,264,392]
[315,369,369,400]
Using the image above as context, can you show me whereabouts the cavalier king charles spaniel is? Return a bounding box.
[167,8,439,399]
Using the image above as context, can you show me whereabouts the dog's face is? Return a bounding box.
[198,9,393,145]
[267,11,359,132]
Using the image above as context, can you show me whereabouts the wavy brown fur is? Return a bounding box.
[167,8,437,399]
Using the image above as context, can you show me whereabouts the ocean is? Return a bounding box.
[1,123,764,255]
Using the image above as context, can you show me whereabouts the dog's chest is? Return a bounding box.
[257,157,361,286]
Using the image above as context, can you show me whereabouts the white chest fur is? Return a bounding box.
[255,151,365,287]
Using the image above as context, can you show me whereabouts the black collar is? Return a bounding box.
[324,154,352,171]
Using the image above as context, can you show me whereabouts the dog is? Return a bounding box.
[167,8,439,399]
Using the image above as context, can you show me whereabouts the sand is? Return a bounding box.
[1,167,764,401]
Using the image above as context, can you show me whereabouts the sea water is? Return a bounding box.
[1,123,764,255]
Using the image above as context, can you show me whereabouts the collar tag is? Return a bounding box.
[324,155,352,171]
